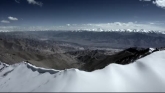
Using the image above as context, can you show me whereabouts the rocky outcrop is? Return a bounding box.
[79,47,158,71]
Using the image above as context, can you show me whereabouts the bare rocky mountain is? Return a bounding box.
[0,37,81,70]
[1,31,165,49]
[0,31,164,71]
[52,31,165,48]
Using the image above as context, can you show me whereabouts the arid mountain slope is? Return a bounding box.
[0,38,81,70]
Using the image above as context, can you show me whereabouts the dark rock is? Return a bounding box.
[79,47,153,72]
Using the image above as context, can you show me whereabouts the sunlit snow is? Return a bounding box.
[0,50,165,92]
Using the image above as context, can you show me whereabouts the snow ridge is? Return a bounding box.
[5,62,60,74]
[1,51,165,92]
[25,62,60,74]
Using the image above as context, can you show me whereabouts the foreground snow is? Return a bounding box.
[0,51,165,92]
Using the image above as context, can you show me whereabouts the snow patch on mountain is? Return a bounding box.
[149,48,155,53]
[0,50,165,92]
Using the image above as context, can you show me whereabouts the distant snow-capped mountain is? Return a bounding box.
[0,26,165,34]
[74,28,165,34]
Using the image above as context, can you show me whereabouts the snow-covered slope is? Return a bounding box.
[0,50,165,92]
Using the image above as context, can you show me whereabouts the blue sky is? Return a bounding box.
[0,0,165,31]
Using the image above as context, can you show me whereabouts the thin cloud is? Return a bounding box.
[62,22,165,31]
[140,0,151,1]
[14,0,43,6]
[1,20,10,24]
[144,0,151,1]
[8,16,18,21]
[27,0,43,6]
[15,0,20,3]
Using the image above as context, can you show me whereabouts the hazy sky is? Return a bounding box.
[0,0,165,31]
